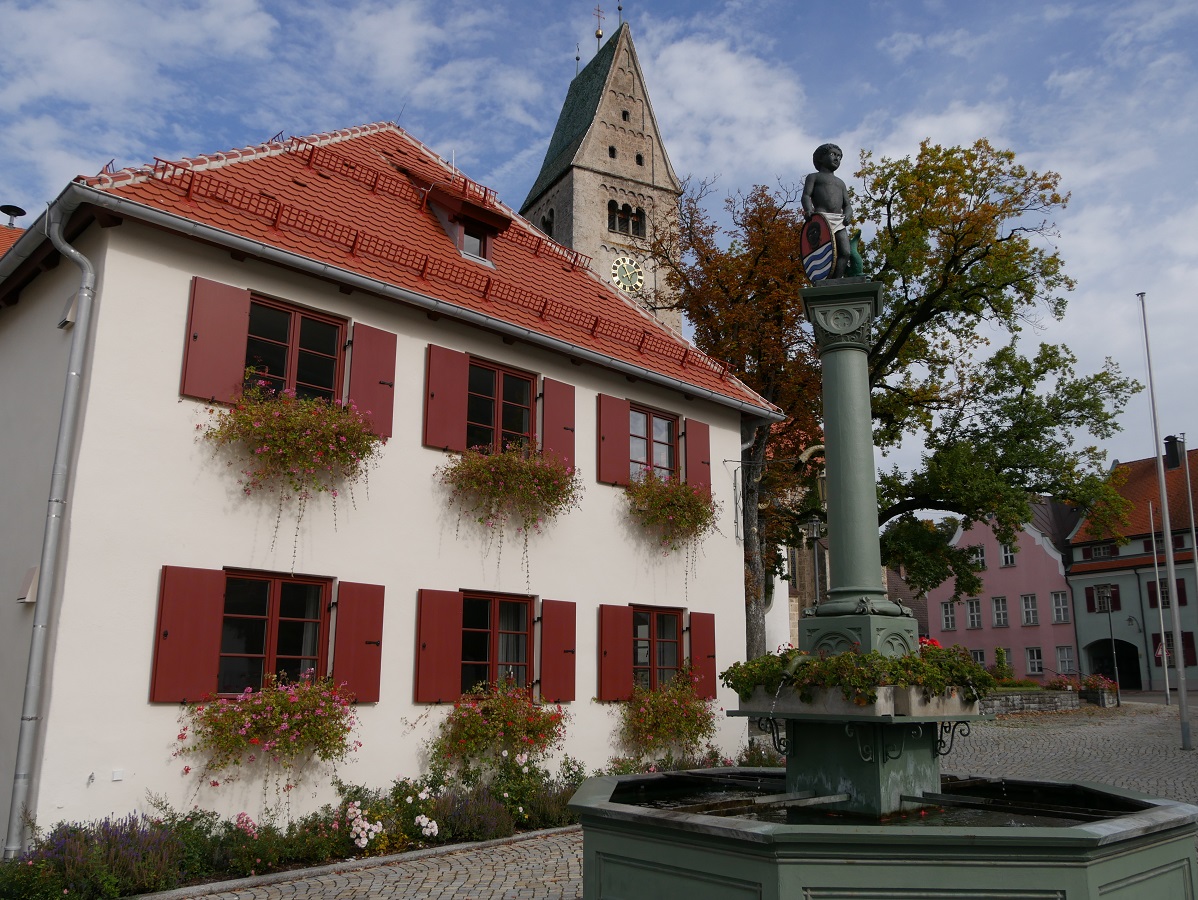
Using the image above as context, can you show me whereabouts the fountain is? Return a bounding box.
[570,246,1198,895]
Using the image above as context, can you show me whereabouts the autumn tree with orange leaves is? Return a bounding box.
[650,140,1138,660]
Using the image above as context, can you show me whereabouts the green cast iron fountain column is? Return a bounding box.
[798,279,916,657]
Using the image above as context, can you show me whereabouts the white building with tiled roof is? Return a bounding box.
[0,122,780,843]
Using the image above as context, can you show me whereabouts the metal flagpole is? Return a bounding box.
[1150,501,1171,704]
[1138,291,1191,749]
[1181,434,1198,697]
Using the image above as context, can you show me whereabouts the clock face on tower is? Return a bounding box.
[610,255,644,294]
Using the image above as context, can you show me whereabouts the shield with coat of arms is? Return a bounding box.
[801,213,836,282]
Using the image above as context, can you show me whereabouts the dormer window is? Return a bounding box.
[423,181,511,266]
[461,223,486,259]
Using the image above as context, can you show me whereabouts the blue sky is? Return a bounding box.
[2,0,1196,477]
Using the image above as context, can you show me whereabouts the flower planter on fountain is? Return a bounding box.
[742,684,980,718]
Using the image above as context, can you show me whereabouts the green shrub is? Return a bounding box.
[430,787,515,842]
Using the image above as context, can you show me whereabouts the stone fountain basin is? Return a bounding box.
[569,769,1198,899]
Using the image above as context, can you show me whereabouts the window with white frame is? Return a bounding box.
[941,601,956,631]
[1095,584,1112,613]
[992,596,1009,627]
[1026,646,1044,675]
[1056,645,1075,674]
[971,649,986,665]
[1052,591,1070,623]
[1021,594,1039,625]
[969,546,986,570]
[966,598,982,629]
[1000,543,1016,567]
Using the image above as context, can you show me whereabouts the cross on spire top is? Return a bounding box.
[594,4,605,50]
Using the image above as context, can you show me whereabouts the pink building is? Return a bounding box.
[927,501,1079,680]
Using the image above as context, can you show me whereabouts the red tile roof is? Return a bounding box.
[1070,551,1194,575]
[73,122,776,415]
[1076,447,1198,542]
[0,226,23,255]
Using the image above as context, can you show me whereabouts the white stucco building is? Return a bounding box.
[0,122,780,844]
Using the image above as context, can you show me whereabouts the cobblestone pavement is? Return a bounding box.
[163,702,1198,900]
[947,700,1198,804]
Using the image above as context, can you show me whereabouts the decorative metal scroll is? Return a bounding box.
[847,723,925,763]
[756,717,788,755]
[935,721,971,756]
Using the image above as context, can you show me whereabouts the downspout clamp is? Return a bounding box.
[3,208,96,859]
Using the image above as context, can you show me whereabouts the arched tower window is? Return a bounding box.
[618,204,633,234]
[607,200,619,232]
[632,207,646,238]
[635,153,644,166]
[608,146,617,159]
[540,208,554,238]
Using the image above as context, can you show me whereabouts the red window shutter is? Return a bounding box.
[1184,632,1197,668]
[1081,547,1093,560]
[597,604,633,700]
[150,566,225,702]
[1148,581,1159,608]
[332,581,385,703]
[597,394,631,486]
[1110,584,1122,611]
[415,589,463,702]
[539,599,576,703]
[347,324,397,439]
[423,345,469,451]
[688,612,717,700]
[180,277,251,403]
[1085,587,1096,613]
[1178,580,1188,607]
[1153,633,1163,667]
[541,378,576,471]
[684,419,712,494]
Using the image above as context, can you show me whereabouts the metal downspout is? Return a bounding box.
[3,211,96,859]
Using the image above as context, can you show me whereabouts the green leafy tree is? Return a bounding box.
[649,139,1138,657]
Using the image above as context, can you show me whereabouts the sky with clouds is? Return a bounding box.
[1,0,1196,477]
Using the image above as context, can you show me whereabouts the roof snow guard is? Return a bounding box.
[14,122,777,418]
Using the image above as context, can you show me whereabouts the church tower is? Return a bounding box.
[521,23,682,331]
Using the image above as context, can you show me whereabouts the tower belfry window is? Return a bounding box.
[618,203,632,234]
[540,208,554,238]
[608,200,619,231]
[631,207,645,238]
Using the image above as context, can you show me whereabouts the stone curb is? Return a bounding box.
[132,824,582,899]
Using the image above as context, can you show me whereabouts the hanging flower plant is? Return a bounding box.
[173,673,361,786]
[200,374,385,551]
[436,445,583,583]
[624,469,720,554]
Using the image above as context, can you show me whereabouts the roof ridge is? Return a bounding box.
[76,121,401,190]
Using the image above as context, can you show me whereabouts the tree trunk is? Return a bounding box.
[742,421,771,661]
